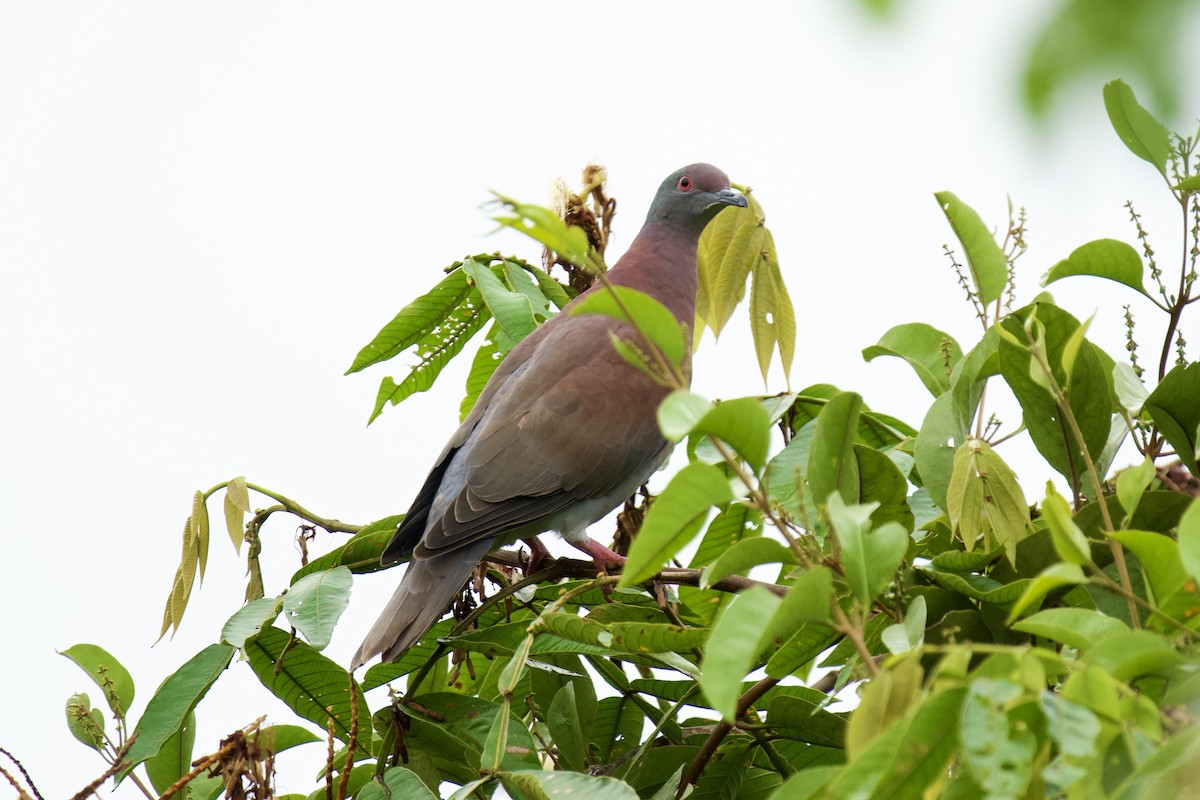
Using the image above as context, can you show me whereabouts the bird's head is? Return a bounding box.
[645,163,747,233]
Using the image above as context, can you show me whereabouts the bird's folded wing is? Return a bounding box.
[419,318,668,554]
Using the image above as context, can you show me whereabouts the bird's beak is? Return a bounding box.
[715,187,748,208]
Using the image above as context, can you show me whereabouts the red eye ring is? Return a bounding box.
[677,175,692,191]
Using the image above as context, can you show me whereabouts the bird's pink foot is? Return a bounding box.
[521,536,552,575]
[570,537,627,571]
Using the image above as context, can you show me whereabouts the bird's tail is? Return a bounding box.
[351,540,492,670]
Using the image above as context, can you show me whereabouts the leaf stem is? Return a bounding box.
[1024,333,1140,627]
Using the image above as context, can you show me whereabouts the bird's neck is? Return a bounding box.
[606,222,699,326]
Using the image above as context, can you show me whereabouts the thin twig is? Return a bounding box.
[678,677,779,797]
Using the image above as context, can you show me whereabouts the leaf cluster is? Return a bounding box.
[30,89,1200,799]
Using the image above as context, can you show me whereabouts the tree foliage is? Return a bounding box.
[16,81,1200,799]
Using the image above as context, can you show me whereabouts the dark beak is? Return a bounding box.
[715,187,748,208]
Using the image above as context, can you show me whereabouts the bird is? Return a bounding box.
[352,164,747,668]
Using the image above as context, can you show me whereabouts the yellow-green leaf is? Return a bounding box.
[1041,482,1091,565]
[192,490,209,584]
[158,519,199,642]
[947,441,1030,564]
[750,234,796,384]
[224,476,250,553]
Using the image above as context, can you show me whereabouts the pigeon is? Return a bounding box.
[352,163,746,668]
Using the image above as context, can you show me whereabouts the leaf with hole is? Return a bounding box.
[934,191,1008,306]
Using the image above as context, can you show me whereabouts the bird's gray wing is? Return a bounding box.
[416,312,670,554]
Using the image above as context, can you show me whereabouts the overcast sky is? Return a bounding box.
[0,2,1190,795]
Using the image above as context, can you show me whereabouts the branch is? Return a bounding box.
[481,549,789,597]
[678,677,779,797]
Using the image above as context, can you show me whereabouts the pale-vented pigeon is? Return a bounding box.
[352,164,746,668]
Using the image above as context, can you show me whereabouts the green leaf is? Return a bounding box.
[834,686,966,798]
[1081,630,1182,682]
[357,767,439,800]
[244,627,364,746]
[950,326,1001,433]
[1103,79,1171,175]
[690,503,762,569]
[460,324,503,420]
[764,421,816,522]
[571,285,686,370]
[807,391,863,507]
[367,294,491,423]
[491,194,592,268]
[692,397,772,471]
[1175,175,1200,192]
[918,566,1033,605]
[1060,313,1094,385]
[122,644,234,775]
[1043,238,1148,297]
[144,710,195,794]
[592,696,645,763]
[766,624,840,680]
[881,595,927,655]
[281,566,352,650]
[998,302,1115,486]
[929,547,1002,571]
[499,770,640,800]
[700,587,781,721]
[1109,529,1189,602]
[1116,458,1158,521]
[619,462,732,586]
[1181,500,1200,584]
[820,674,924,777]
[292,514,405,581]
[65,693,105,751]
[59,644,135,718]
[766,691,848,748]
[1113,361,1149,416]
[1008,563,1087,620]
[1039,692,1101,791]
[863,323,963,396]
[946,440,1031,564]
[220,597,282,649]
[536,614,708,656]
[856,444,914,531]
[829,494,909,604]
[773,567,834,630]
[480,696,510,773]
[960,679,1036,797]
[913,392,968,510]
[258,724,321,754]
[657,390,712,440]
[461,258,543,347]
[406,694,539,776]
[1013,607,1129,651]
[934,191,1008,306]
[701,537,795,588]
[224,475,250,553]
[347,265,473,374]
[1041,482,1091,565]
[547,683,588,772]
[1144,362,1200,475]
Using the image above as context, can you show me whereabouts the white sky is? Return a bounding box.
[1,2,1191,795]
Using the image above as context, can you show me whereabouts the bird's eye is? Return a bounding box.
[677,175,692,191]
